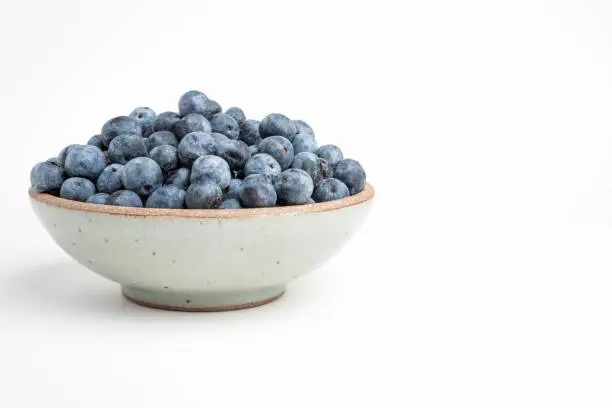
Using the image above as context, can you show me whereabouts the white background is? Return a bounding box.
[1,0,612,406]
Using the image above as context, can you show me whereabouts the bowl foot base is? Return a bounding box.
[122,285,285,312]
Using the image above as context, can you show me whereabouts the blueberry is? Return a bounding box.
[220,198,242,209]
[129,107,156,129]
[149,145,179,173]
[224,179,243,200]
[153,111,181,132]
[292,133,318,154]
[177,131,216,168]
[165,167,190,189]
[215,138,249,171]
[108,135,148,165]
[210,113,239,140]
[46,157,61,166]
[259,113,297,139]
[60,177,96,202]
[121,157,163,196]
[248,145,258,156]
[146,185,186,209]
[243,174,271,185]
[86,193,110,204]
[274,168,314,205]
[225,107,246,127]
[146,131,178,152]
[87,134,104,150]
[316,144,344,167]
[101,116,142,147]
[190,155,231,189]
[312,178,349,202]
[106,190,143,207]
[173,113,212,140]
[306,197,315,204]
[258,136,294,169]
[294,120,314,137]
[320,158,333,178]
[201,99,222,119]
[238,178,277,208]
[243,153,282,182]
[96,163,124,194]
[142,126,154,138]
[178,90,208,117]
[64,145,107,180]
[291,152,327,183]
[30,162,65,194]
[210,132,229,145]
[240,119,262,146]
[333,159,366,195]
[185,181,222,209]
[57,144,79,167]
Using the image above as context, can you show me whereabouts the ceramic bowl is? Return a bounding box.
[29,184,375,311]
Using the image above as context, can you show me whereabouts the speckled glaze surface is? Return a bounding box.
[29,184,374,311]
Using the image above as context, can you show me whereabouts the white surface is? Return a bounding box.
[1,0,612,407]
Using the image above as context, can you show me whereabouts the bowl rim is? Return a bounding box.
[29,183,375,218]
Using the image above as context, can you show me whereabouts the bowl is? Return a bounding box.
[29,184,375,311]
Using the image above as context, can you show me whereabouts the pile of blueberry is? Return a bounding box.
[30,90,367,209]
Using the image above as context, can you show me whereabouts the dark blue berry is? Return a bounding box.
[244,153,282,182]
[165,167,190,189]
[333,159,366,195]
[96,163,124,194]
[153,111,181,132]
[121,157,163,196]
[210,113,239,140]
[259,113,297,139]
[173,113,212,140]
[101,116,142,147]
[215,138,250,170]
[258,136,294,169]
[201,99,222,119]
[108,135,148,165]
[87,134,104,150]
[86,193,110,204]
[106,190,143,207]
[31,162,65,194]
[149,145,179,173]
[316,144,344,167]
[240,119,262,146]
[220,198,242,209]
[312,178,349,202]
[248,145,258,156]
[178,90,208,117]
[130,107,156,129]
[292,133,318,154]
[146,131,178,152]
[64,145,107,180]
[60,177,96,202]
[57,144,80,167]
[190,155,231,189]
[146,185,186,209]
[177,131,216,168]
[291,152,327,183]
[185,181,222,209]
[238,177,277,208]
[224,179,243,200]
[225,107,246,127]
[274,168,314,205]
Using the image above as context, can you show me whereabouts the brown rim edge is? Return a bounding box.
[123,291,285,312]
[28,183,375,218]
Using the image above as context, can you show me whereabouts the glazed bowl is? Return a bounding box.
[29,184,375,311]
